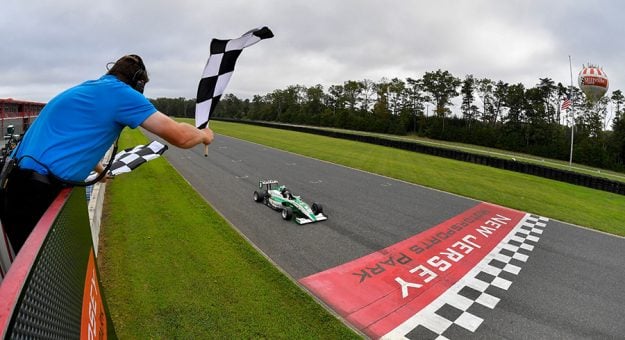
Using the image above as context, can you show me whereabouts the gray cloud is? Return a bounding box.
[2,0,623,110]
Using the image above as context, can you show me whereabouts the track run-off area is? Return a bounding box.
[155,131,625,339]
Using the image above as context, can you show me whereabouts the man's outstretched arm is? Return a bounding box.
[141,111,213,148]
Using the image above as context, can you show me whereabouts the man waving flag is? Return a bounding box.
[195,26,274,155]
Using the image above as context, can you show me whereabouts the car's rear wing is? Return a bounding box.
[259,179,279,186]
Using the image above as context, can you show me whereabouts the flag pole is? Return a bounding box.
[568,55,575,167]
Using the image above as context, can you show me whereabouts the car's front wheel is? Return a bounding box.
[281,207,293,220]
[312,203,323,215]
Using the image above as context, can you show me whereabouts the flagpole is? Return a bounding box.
[568,55,575,167]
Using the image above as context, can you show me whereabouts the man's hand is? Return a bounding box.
[202,127,214,146]
[93,163,112,183]
[202,128,214,156]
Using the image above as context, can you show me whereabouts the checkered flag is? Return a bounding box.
[195,26,274,130]
[85,140,168,181]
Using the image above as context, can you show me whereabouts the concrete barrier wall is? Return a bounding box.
[87,181,107,257]
[87,145,113,257]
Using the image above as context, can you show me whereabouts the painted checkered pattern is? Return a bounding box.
[383,214,548,340]
[195,26,273,129]
[85,141,168,182]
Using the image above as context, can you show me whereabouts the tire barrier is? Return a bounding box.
[215,118,625,196]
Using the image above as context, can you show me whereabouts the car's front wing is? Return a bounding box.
[295,213,328,225]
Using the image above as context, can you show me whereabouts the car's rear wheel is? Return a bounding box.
[281,207,293,220]
[254,190,268,202]
[312,203,323,214]
[253,191,262,202]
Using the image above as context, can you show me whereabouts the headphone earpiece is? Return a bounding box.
[134,79,146,93]
[131,68,147,81]
[107,54,148,93]
[125,55,148,93]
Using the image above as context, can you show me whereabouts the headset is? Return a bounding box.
[106,54,148,93]
[125,54,148,93]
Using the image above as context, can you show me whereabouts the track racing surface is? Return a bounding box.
[158,133,625,339]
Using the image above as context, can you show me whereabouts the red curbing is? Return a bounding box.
[300,202,525,339]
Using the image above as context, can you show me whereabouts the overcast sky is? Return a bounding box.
[2,0,622,116]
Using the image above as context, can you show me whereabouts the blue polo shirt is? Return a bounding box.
[15,75,157,181]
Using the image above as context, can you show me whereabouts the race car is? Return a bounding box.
[253,179,327,225]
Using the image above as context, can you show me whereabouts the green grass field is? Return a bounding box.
[257,122,625,183]
[98,129,360,339]
[99,120,625,338]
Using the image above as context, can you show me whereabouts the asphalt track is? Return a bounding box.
[148,131,625,339]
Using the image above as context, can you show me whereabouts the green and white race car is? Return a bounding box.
[253,179,327,224]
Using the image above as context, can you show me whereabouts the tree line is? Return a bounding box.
[151,69,625,172]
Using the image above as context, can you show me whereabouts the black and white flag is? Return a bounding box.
[195,26,274,129]
[85,140,168,182]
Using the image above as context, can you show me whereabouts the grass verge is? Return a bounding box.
[310,125,625,182]
[98,128,360,339]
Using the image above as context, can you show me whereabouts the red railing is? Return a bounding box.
[0,99,45,135]
[0,187,116,338]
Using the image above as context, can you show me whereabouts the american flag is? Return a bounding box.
[561,96,572,111]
